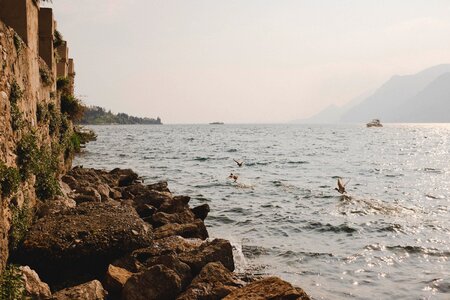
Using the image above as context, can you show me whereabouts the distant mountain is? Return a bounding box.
[293,92,370,124]
[340,64,450,123]
[79,106,162,125]
[389,72,450,123]
[295,64,450,124]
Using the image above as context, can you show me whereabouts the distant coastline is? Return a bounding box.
[79,106,162,125]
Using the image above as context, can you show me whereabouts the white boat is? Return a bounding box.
[366,119,383,127]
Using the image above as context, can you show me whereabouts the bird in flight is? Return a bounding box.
[335,178,351,194]
[229,173,238,182]
[233,159,244,167]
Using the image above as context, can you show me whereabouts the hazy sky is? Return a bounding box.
[43,0,450,123]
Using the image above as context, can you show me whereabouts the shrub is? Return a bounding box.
[60,94,85,122]
[16,133,39,181]
[9,200,32,251]
[56,77,70,90]
[10,81,24,131]
[39,67,52,86]
[33,146,61,200]
[0,265,25,299]
[10,105,24,131]
[36,103,49,124]
[0,163,20,199]
[53,30,63,48]
[48,103,61,136]
[13,33,23,54]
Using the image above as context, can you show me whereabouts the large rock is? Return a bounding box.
[144,254,192,289]
[36,197,76,219]
[151,210,196,227]
[223,277,311,300]
[177,262,243,300]
[154,220,208,240]
[191,204,210,221]
[178,239,234,275]
[52,280,107,300]
[113,236,203,273]
[15,202,152,286]
[122,265,182,300]
[104,264,133,295]
[20,266,52,299]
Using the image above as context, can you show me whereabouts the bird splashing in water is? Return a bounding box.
[335,178,351,195]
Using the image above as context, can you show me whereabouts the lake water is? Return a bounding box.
[74,124,450,300]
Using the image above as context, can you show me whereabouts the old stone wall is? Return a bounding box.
[0,2,77,271]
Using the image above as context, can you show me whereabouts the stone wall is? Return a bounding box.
[0,1,77,272]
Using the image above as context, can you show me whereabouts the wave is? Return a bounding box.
[304,221,358,234]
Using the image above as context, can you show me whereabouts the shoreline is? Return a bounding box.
[9,166,311,299]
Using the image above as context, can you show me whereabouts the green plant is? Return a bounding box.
[36,103,49,124]
[10,82,23,104]
[10,105,24,131]
[0,265,25,299]
[56,77,69,90]
[53,29,63,48]
[16,133,39,181]
[10,81,24,131]
[9,200,32,251]
[13,33,23,54]
[33,146,61,200]
[0,163,20,199]
[60,94,85,122]
[48,103,61,136]
[39,67,52,86]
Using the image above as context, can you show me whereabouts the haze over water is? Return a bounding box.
[75,124,450,299]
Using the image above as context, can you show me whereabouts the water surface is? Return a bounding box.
[75,124,450,299]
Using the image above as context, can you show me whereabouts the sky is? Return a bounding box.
[43,0,450,124]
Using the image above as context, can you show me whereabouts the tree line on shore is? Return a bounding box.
[78,106,162,125]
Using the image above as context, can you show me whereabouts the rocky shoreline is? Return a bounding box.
[7,166,311,299]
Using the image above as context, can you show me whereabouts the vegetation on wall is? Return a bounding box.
[16,133,61,200]
[61,94,85,122]
[0,265,25,299]
[53,29,63,48]
[13,33,23,54]
[9,199,32,251]
[39,67,52,86]
[9,81,24,131]
[0,163,20,199]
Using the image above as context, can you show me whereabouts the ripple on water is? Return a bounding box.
[75,124,450,300]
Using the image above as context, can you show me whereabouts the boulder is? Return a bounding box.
[177,262,243,300]
[133,190,172,209]
[146,181,170,193]
[223,277,311,300]
[154,220,208,240]
[135,204,157,219]
[36,197,76,219]
[159,195,191,213]
[15,202,152,286]
[144,254,192,289]
[178,239,234,275]
[122,265,182,300]
[52,280,107,300]
[113,236,203,273]
[151,210,196,227]
[104,265,132,295]
[191,204,210,221]
[20,266,52,299]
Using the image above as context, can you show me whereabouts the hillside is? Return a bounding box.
[79,106,162,125]
[297,64,450,124]
[340,64,450,122]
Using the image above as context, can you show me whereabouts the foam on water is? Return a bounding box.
[75,124,450,299]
